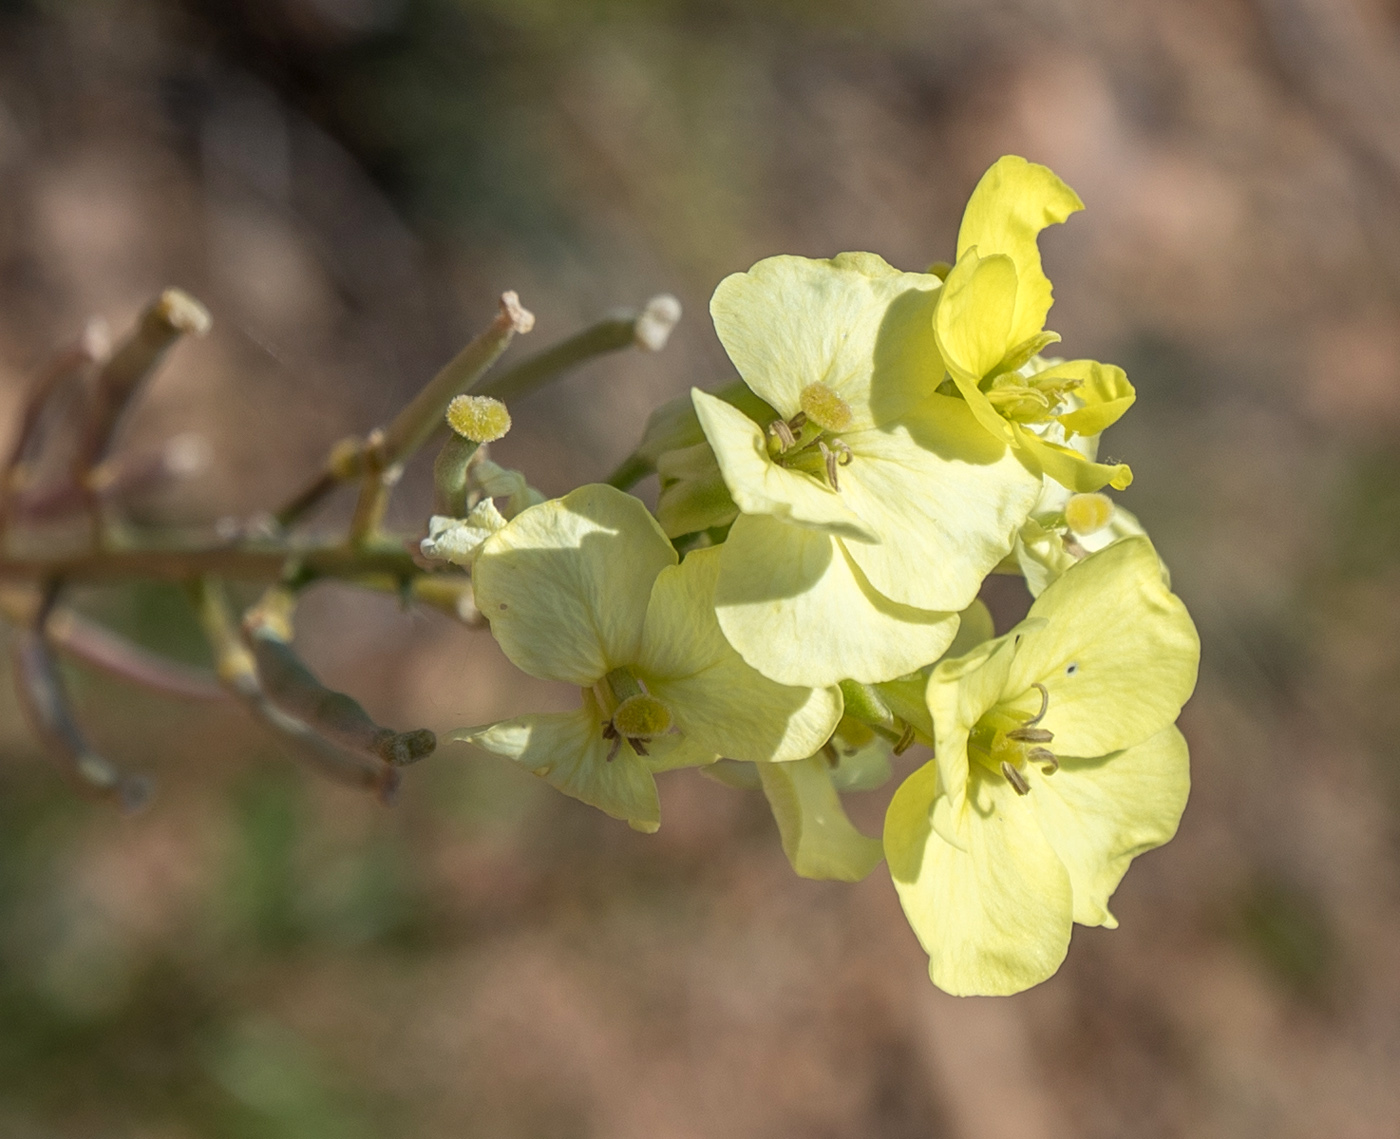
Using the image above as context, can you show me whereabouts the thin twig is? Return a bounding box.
[71,290,210,482]
[475,294,680,403]
[0,538,421,585]
[190,577,400,800]
[10,580,153,810]
[0,319,110,535]
[277,292,534,531]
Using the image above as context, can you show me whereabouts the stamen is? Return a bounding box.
[894,721,915,755]
[819,441,841,490]
[1001,761,1030,795]
[606,735,621,763]
[1025,681,1049,726]
[1007,726,1053,743]
[1028,746,1058,774]
[630,738,650,757]
[769,419,797,451]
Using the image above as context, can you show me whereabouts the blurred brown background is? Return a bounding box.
[1,0,1399,1135]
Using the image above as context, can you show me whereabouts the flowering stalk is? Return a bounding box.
[0,155,1198,997]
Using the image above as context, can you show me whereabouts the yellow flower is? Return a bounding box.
[694,251,1041,687]
[884,537,1199,994]
[933,156,1136,493]
[456,485,842,832]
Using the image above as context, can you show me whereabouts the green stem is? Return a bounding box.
[0,538,421,585]
[474,294,678,404]
[604,451,653,491]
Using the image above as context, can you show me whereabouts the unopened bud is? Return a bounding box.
[1065,492,1114,536]
[446,394,512,443]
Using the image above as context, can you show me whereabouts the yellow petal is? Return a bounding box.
[759,753,884,882]
[838,397,1041,611]
[886,758,1073,995]
[956,155,1084,349]
[638,547,844,763]
[1027,725,1190,927]
[1014,425,1133,492]
[472,484,676,686]
[710,252,942,428]
[925,631,1019,847]
[1043,359,1136,437]
[714,513,959,687]
[933,249,1020,392]
[455,707,661,832]
[1006,537,1200,757]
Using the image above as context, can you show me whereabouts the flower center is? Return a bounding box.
[982,372,1084,425]
[765,382,854,490]
[597,668,675,760]
[967,681,1057,796]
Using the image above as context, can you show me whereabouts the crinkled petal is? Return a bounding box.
[839,398,1041,610]
[421,501,506,567]
[886,757,1073,996]
[1043,360,1135,437]
[1015,518,1078,598]
[1028,725,1190,927]
[1006,537,1200,756]
[473,484,676,685]
[710,252,941,427]
[693,389,876,541]
[638,546,843,762]
[956,155,1084,349]
[759,753,884,882]
[934,250,1020,396]
[715,513,959,687]
[1014,425,1132,492]
[455,706,660,833]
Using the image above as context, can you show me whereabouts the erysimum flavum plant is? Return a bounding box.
[0,155,1197,997]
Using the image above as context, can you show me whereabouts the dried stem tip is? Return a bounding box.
[446,394,512,443]
[634,294,682,352]
[499,290,536,334]
[151,288,213,337]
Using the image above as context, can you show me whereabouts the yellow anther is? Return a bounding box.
[799,382,854,433]
[446,394,512,443]
[1065,492,1113,536]
[612,693,673,740]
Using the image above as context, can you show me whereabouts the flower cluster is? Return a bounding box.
[451,156,1200,995]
